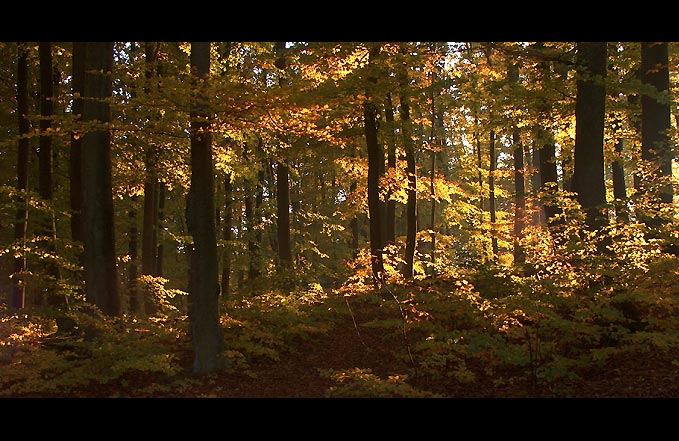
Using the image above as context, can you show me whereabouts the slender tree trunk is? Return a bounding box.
[81,42,119,316]
[70,42,84,276]
[128,201,139,313]
[350,181,359,251]
[489,130,498,258]
[610,102,629,224]
[538,130,562,224]
[572,42,608,233]
[429,99,437,274]
[156,182,165,276]
[274,42,293,275]
[221,175,233,298]
[187,41,222,374]
[276,161,293,269]
[363,43,384,284]
[12,43,30,310]
[399,46,416,279]
[513,130,526,264]
[142,42,160,315]
[384,93,396,246]
[38,42,61,305]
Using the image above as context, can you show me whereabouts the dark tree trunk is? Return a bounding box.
[274,42,293,274]
[81,42,120,316]
[38,42,61,305]
[276,161,293,269]
[142,42,161,315]
[513,130,526,264]
[572,42,608,232]
[508,63,525,264]
[399,47,416,279]
[187,42,222,374]
[12,43,30,310]
[384,93,396,246]
[70,42,84,256]
[128,201,139,313]
[156,182,165,276]
[221,174,233,298]
[489,130,498,258]
[610,101,629,224]
[476,118,483,210]
[364,43,384,284]
[242,143,260,282]
[350,181,359,251]
[538,131,562,224]
[429,90,438,273]
[639,42,673,230]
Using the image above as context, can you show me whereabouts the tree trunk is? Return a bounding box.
[610,100,629,224]
[156,182,165,276]
[221,174,233,299]
[142,42,161,315]
[572,42,608,232]
[513,130,526,264]
[276,161,293,269]
[384,93,397,246]
[399,46,416,279]
[187,41,222,374]
[70,42,84,259]
[128,201,139,313]
[12,43,30,310]
[81,42,120,316]
[538,130,562,224]
[364,43,384,284]
[489,130,498,258]
[38,42,61,305]
[639,42,673,231]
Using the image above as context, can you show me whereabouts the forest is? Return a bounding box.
[0,41,678,398]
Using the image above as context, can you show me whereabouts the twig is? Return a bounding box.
[381,282,417,371]
[344,297,366,349]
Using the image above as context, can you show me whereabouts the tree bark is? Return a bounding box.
[513,130,526,264]
[489,130,498,258]
[572,42,608,233]
[70,42,84,257]
[221,175,233,298]
[187,41,222,374]
[639,42,673,230]
[38,42,60,305]
[365,43,384,284]
[538,131,562,224]
[142,42,161,315]
[399,46,416,279]
[276,161,293,269]
[81,42,120,316]
[128,201,139,313]
[384,93,397,246]
[12,42,30,310]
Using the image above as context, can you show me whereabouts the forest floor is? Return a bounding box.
[44,295,679,400]
[5,273,679,400]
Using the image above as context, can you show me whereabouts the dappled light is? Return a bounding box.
[1,41,679,397]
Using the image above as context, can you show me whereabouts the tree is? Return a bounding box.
[70,42,84,256]
[398,44,417,279]
[186,41,223,374]
[572,42,608,233]
[81,42,120,316]
[38,42,61,305]
[489,130,498,257]
[274,42,293,274]
[364,43,384,284]
[11,42,30,310]
[637,42,674,235]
